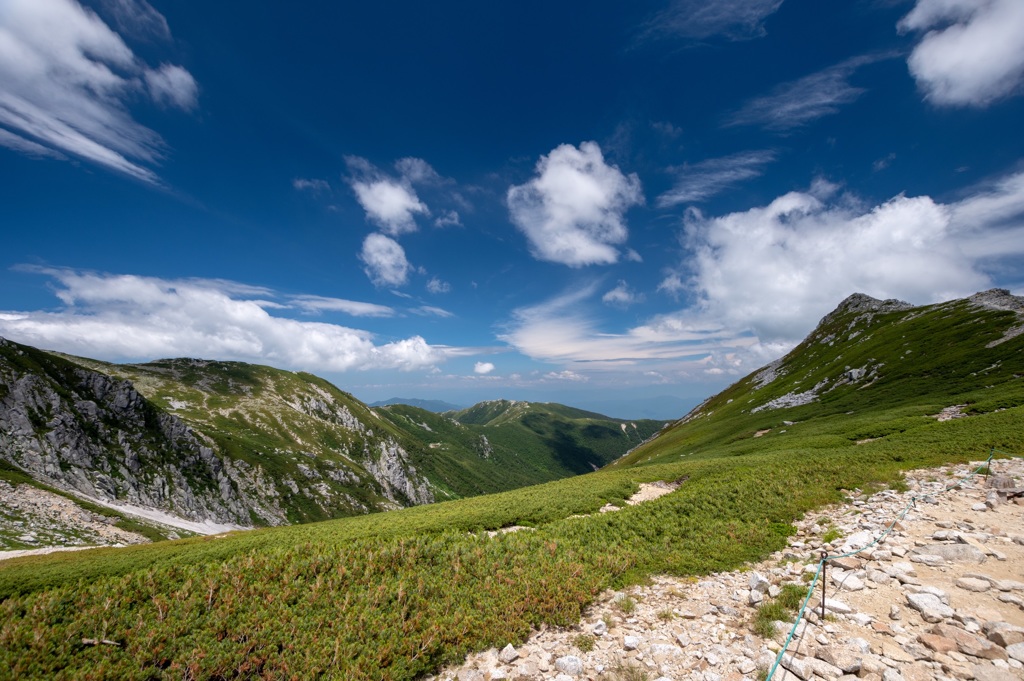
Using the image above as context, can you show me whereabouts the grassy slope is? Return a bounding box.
[1,294,1022,679]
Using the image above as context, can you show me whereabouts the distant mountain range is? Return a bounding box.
[369,397,465,412]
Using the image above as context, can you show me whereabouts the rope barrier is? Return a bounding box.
[765,448,1013,680]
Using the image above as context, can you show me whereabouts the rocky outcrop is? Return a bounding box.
[362,438,434,506]
[0,338,274,525]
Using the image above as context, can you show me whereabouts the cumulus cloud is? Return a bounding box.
[899,0,1024,107]
[726,55,888,131]
[349,178,428,236]
[602,281,643,307]
[658,150,776,207]
[0,0,196,183]
[640,0,784,42]
[681,172,1024,342]
[507,141,643,267]
[344,156,461,236]
[474,362,495,375]
[0,269,453,371]
[360,233,411,287]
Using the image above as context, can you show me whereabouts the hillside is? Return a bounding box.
[0,289,1022,680]
[615,288,1024,468]
[0,341,664,545]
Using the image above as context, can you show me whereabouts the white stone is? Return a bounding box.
[623,635,641,651]
[554,655,583,676]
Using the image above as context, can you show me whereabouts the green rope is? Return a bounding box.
[765,449,1003,680]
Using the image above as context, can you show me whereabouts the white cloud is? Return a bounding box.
[726,56,887,131]
[543,370,587,382]
[0,127,66,159]
[899,0,1024,107]
[680,175,1024,342]
[0,269,453,372]
[474,362,495,375]
[500,284,743,367]
[426,277,451,294]
[350,178,428,236]
[360,233,411,287]
[99,0,171,41]
[413,306,454,318]
[293,177,329,192]
[507,141,643,267]
[144,63,198,111]
[657,150,776,207]
[434,210,462,228]
[602,281,643,307]
[344,156,454,236]
[640,0,784,42]
[0,0,196,183]
[289,295,394,318]
[394,157,442,184]
[657,273,686,299]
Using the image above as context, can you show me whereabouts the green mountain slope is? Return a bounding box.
[375,401,666,498]
[614,289,1024,468]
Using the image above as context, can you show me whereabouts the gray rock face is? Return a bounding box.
[0,344,264,525]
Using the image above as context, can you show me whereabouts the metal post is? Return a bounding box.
[820,551,828,621]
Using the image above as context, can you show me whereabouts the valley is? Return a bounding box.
[0,289,1022,679]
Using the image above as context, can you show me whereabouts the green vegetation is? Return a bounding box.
[753,583,807,638]
[0,293,1022,679]
[573,633,595,652]
[820,527,842,544]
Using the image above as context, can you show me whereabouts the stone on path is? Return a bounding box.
[905,592,955,623]
[956,576,993,592]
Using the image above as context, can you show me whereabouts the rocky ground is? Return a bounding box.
[433,457,1024,681]
[0,479,151,558]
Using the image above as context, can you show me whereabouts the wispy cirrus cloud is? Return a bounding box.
[0,0,197,184]
[507,142,643,267]
[899,0,1024,107]
[289,295,395,318]
[725,55,889,131]
[639,0,784,42]
[657,150,776,207]
[499,284,743,369]
[0,268,459,372]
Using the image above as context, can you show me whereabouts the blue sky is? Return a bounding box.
[2,0,1024,418]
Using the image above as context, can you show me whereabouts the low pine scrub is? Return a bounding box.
[1,403,1020,679]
